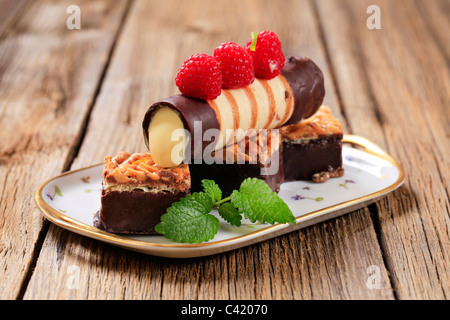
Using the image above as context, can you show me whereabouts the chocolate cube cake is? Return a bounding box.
[189,130,283,197]
[94,152,190,234]
[280,106,344,183]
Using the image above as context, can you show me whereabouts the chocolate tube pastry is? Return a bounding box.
[142,56,325,167]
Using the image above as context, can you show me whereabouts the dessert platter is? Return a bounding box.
[35,31,405,257]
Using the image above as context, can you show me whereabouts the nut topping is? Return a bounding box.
[103,152,190,191]
[280,105,343,141]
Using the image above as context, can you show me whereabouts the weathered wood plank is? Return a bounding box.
[413,0,450,64]
[0,0,28,37]
[0,0,130,299]
[24,0,393,299]
[315,0,450,299]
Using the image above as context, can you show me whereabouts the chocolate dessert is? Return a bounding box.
[280,106,344,183]
[95,30,342,237]
[142,56,325,168]
[189,129,283,197]
[94,152,190,234]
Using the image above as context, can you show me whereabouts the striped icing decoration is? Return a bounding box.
[277,74,295,126]
[259,79,276,128]
[207,74,294,151]
[243,86,258,128]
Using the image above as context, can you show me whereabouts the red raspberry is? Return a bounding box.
[175,53,222,100]
[245,31,285,80]
[214,41,255,89]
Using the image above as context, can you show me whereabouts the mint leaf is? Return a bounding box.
[156,178,294,244]
[201,179,222,202]
[155,192,219,243]
[218,202,242,227]
[231,178,296,225]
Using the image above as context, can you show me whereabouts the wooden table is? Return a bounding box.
[0,0,448,300]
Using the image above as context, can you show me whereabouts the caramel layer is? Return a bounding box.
[280,105,343,141]
[103,152,190,192]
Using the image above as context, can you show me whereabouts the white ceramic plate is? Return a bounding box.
[35,135,405,258]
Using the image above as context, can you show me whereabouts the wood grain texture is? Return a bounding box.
[0,0,129,299]
[24,0,393,300]
[315,0,450,299]
[1,0,447,300]
[0,0,28,37]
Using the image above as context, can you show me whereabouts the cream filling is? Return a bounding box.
[284,137,323,144]
[147,107,186,168]
[103,183,178,193]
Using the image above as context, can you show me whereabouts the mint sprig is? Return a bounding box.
[155,178,296,243]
